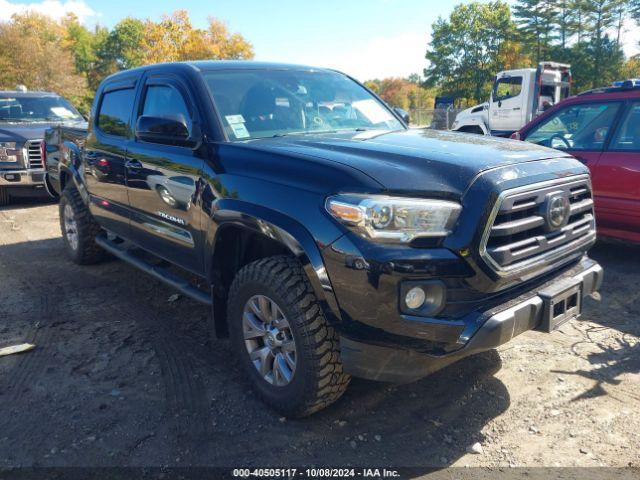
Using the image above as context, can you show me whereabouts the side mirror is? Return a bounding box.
[393,107,410,125]
[135,115,198,148]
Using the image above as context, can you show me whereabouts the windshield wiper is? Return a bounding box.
[270,130,339,138]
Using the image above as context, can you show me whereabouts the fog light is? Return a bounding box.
[400,280,446,316]
[405,287,426,310]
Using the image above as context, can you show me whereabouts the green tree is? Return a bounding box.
[424,1,515,104]
[513,0,558,62]
[564,36,624,90]
[582,0,624,82]
[104,18,145,70]
[630,1,640,49]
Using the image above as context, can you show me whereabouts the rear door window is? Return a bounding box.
[97,89,135,137]
[609,102,640,151]
[524,102,621,151]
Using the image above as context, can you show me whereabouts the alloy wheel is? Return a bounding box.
[242,294,297,386]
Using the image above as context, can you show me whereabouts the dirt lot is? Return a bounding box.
[1,199,639,473]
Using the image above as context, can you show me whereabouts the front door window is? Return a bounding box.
[524,102,621,151]
[609,102,640,152]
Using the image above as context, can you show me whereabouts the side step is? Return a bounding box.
[95,235,212,306]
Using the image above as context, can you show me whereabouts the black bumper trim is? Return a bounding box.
[340,259,603,383]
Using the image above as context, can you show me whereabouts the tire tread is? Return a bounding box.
[228,255,350,417]
[59,185,104,265]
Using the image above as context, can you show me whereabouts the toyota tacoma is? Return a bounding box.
[45,61,603,417]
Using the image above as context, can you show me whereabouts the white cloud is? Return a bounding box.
[0,0,96,23]
[260,32,428,82]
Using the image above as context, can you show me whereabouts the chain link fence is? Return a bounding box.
[409,107,464,129]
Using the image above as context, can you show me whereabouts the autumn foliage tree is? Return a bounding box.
[142,11,253,64]
[364,77,435,111]
[0,13,87,106]
[0,9,253,114]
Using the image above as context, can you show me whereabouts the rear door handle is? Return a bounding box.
[125,159,143,171]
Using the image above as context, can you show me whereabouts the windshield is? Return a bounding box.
[0,94,83,123]
[202,69,404,140]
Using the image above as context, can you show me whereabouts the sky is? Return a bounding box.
[1,0,639,81]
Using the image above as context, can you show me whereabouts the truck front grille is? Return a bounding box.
[26,140,43,169]
[481,176,596,273]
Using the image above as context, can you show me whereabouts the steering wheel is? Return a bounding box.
[549,133,571,150]
[310,115,326,129]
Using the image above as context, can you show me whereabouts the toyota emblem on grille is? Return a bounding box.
[546,194,570,229]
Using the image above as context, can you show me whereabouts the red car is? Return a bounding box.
[513,80,640,243]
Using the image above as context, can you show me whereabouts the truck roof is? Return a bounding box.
[101,60,336,84]
[577,81,640,98]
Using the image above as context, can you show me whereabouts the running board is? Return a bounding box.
[95,235,212,306]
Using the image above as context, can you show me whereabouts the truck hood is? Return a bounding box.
[452,103,488,127]
[0,121,86,143]
[249,128,571,196]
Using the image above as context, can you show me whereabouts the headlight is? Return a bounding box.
[0,142,20,163]
[326,194,461,243]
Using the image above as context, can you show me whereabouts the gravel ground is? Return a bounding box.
[0,200,638,473]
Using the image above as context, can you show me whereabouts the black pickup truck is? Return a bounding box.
[45,61,603,417]
[1,88,85,205]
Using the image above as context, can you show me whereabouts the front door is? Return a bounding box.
[522,100,623,171]
[125,75,205,274]
[489,74,524,134]
[85,85,136,237]
[591,101,640,242]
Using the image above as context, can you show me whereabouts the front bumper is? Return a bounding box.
[340,257,602,382]
[0,169,45,187]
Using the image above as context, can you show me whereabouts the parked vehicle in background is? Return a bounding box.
[452,62,571,137]
[0,87,85,205]
[513,79,640,244]
[46,61,602,417]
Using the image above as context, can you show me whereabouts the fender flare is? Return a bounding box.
[58,142,90,204]
[207,198,343,324]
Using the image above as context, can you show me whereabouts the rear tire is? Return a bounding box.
[0,187,10,206]
[59,184,104,265]
[228,255,350,417]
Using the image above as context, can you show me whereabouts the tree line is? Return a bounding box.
[368,0,640,111]
[1,2,638,115]
[423,0,640,107]
[0,10,253,114]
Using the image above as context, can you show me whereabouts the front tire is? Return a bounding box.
[228,255,350,417]
[59,185,104,264]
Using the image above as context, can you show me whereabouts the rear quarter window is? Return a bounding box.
[97,89,135,137]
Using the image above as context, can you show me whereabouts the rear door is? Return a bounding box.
[591,101,640,241]
[85,80,137,237]
[125,73,205,274]
[489,74,524,134]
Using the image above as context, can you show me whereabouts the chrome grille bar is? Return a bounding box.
[480,175,596,275]
[26,140,43,169]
